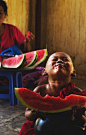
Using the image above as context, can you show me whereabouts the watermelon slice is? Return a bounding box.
[28,49,48,69]
[25,51,38,67]
[26,31,32,38]
[2,54,26,68]
[15,88,86,113]
[35,49,48,67]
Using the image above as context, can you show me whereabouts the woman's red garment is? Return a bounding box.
[19,82,76,135]
[0,23,25,53]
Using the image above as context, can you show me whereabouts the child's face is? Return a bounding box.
[0,5,6,25]
[45,52,74,80]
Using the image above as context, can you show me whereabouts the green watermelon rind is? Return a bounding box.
[25,51,38,67]
[25,49,48,69]
[15,88,72,113]
[2,54,25,68]
[20,55,27,68]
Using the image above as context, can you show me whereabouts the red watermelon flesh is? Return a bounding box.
[26,31,32,38]
[25,51,38,67]
[2,54,25,68]
[15,88,86,113]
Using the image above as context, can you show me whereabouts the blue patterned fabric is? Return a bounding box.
[0,45,22,58]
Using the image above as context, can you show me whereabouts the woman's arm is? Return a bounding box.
[20,41,31,53]
[20,32,35,53]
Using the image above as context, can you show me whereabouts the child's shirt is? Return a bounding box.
[0,23,25,53]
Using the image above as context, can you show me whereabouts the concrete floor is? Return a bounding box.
[0,100,26,135]
[0,77,86,135]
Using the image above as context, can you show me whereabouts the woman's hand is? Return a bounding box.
[25,31,35,42]
[22,31,35,52]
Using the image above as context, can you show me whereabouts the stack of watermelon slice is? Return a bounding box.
[2,49,48,69]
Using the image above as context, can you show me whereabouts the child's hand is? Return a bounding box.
[25,108,39,121]
[72,106,86,126]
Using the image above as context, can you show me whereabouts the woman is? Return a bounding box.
[0,0,34,53]
[0,0,45,90]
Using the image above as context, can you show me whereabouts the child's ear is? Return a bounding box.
[71,70,76,77]
[42,68,48,76]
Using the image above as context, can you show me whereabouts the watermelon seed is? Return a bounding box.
[25,96,29,99]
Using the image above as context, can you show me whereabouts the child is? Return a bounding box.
[19,52,86,135]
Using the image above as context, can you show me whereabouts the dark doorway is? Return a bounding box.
[35,0,41,50]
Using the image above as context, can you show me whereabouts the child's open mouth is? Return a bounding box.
[54,63,64,68]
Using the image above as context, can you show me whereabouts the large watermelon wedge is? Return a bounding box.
[2,54,26,68]
[15,88,86,113]
[25,51,38,67]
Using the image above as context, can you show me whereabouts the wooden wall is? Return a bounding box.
[41,0,86,76]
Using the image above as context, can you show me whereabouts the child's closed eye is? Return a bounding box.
[62,57,69,61]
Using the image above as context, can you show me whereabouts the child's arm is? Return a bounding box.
[25,85,45,121]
